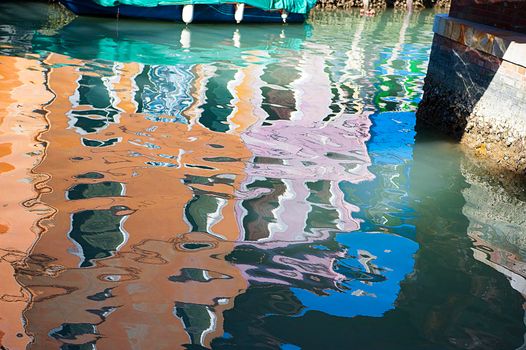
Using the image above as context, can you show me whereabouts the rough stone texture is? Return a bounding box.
[417,16,526,174]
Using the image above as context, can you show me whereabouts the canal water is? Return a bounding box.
[1,2,526,349]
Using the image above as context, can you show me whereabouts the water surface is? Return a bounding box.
[1,2,526,349]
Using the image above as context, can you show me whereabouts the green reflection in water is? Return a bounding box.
[69,208,128,267]
[67,182,124,200]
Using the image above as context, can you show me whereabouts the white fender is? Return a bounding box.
[235,3,244,24]
[180,28,191,49]
[182,4,194,24]
[281,10,288,23]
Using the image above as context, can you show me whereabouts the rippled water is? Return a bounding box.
[1,2,526,349]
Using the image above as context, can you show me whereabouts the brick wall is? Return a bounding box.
[450,0,526,34]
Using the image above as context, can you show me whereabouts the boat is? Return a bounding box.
[58,0,316,24]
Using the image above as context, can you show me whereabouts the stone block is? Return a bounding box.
[417,31,526,174]
[433,15,526,68]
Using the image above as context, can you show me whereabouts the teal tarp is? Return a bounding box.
[93,0,316,14]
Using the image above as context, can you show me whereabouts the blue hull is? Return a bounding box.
[59,0,307,23]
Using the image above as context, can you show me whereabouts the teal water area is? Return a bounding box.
[1,2,526,349]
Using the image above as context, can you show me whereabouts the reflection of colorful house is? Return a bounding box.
[20,234,247,349]
[13,26,388,348]
[239,47,373,242]
[0,54,53,350]
[18,53,258,349]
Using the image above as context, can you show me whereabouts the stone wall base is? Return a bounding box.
[417,16,526,174]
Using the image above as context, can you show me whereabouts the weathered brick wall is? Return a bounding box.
[450,0,526,34]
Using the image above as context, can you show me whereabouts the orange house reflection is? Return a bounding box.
[19,54,257,349]
[0,54,53,350]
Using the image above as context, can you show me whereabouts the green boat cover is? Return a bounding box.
[93,0,316,14]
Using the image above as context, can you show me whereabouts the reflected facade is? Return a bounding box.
[0,4,525,350]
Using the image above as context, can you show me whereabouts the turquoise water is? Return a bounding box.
[1,2,526,349]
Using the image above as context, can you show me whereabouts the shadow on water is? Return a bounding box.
[0,2,526,349]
